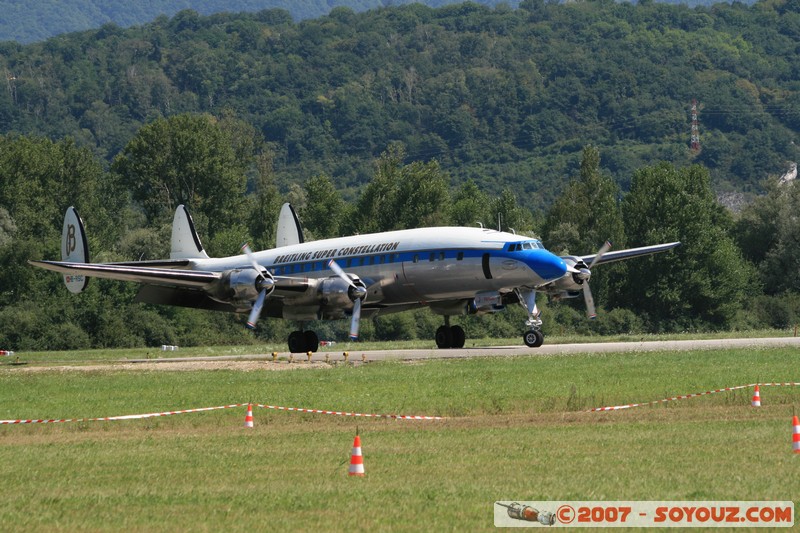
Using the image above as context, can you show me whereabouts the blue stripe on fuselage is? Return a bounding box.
[265,246,566,284]
[515,249,567,282]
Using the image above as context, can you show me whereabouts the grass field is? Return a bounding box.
[1,345,798,531]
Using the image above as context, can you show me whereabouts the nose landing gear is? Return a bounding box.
[523,328,544,348]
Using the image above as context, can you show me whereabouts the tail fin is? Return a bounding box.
[275,203,305,248]
[170,205,210,260]
[62,206,90,293]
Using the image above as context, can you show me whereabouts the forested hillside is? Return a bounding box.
[0,1,799,351]
[0,0,750,44]
[1,1,797,205]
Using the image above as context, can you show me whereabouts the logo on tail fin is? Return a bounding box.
[62,206,89,293]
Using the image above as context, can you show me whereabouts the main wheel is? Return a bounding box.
[304,330,319,353]
[450,325,466,349]
[523,329,544,348]
[288,331,305,353]
[435,325,452,349]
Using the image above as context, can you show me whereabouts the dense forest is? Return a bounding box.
[0,2,799,351]
[0,1,797,204]
[0,0,752,44]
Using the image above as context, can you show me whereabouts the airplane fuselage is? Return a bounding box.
[192,227,566,320]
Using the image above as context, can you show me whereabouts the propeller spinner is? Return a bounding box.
[567,240,612,319]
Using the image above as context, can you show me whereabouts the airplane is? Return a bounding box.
[30,204,679,353]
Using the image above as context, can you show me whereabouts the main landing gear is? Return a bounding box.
[435,316,466,349]
[288,330,319,353]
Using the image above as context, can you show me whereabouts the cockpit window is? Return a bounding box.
[510,240,544,251]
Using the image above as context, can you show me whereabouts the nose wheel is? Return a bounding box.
[523,329,544,348]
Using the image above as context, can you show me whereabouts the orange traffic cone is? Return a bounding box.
[751,385,761,407]
[348,434,365,476]
[244,403,254,428]
[793,415,800,454]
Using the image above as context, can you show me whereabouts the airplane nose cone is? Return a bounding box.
[528,251,567,281]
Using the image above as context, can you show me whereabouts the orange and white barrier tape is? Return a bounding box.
[255,403,444,420]
[589,382,800,412]
[0,402,444,425]
[0,403,245,424]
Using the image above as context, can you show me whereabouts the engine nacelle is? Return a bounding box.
[543,255,589,294]
[317,275,366,315]
[209,268,273,305]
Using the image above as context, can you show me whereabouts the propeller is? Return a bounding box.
[581,240,612,319]
[327,259,367,340]
[240,243,275,329]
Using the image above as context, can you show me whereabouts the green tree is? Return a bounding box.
[112,114,248,252]
[247,150,282,251]
[735,177,800,294]
[543,146,625,306]
[451,180,491,228]
[349,144,450,233]
[616,163,756,330]
[301,174,345,239]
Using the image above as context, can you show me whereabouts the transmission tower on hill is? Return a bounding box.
[690,99,701,152]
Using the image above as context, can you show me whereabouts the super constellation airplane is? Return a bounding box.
[31,204,679,353]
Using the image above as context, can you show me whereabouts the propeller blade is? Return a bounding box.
[588,240,612,269]
[328,260,366,340]
[327,259,355,288]
[246,288,267,329]
[240,243,262,273]
[583,281,597,320]
[349,298,362,340]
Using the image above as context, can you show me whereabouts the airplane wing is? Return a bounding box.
[576,242,680,266]
[28,260,221,288]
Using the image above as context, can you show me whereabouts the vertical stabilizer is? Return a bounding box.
[62,206,89,293]
[170,205,210,260]
[275,203,305,248]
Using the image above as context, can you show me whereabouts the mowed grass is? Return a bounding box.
[1,347,798,532]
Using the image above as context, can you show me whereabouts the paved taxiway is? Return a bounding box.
[128,336,800,364]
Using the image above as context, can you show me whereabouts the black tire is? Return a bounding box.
[450,325,466,348]
[304,330,319,353]
[288,331,305,353]
[523,329,544,348]
[435,325,452,349]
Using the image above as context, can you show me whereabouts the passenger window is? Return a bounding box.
[429,253,435,262]
[457,252,464,261]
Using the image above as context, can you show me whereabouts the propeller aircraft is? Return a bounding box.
[31,204,679,352]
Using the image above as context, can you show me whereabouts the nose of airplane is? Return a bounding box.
[524,250,567,282]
